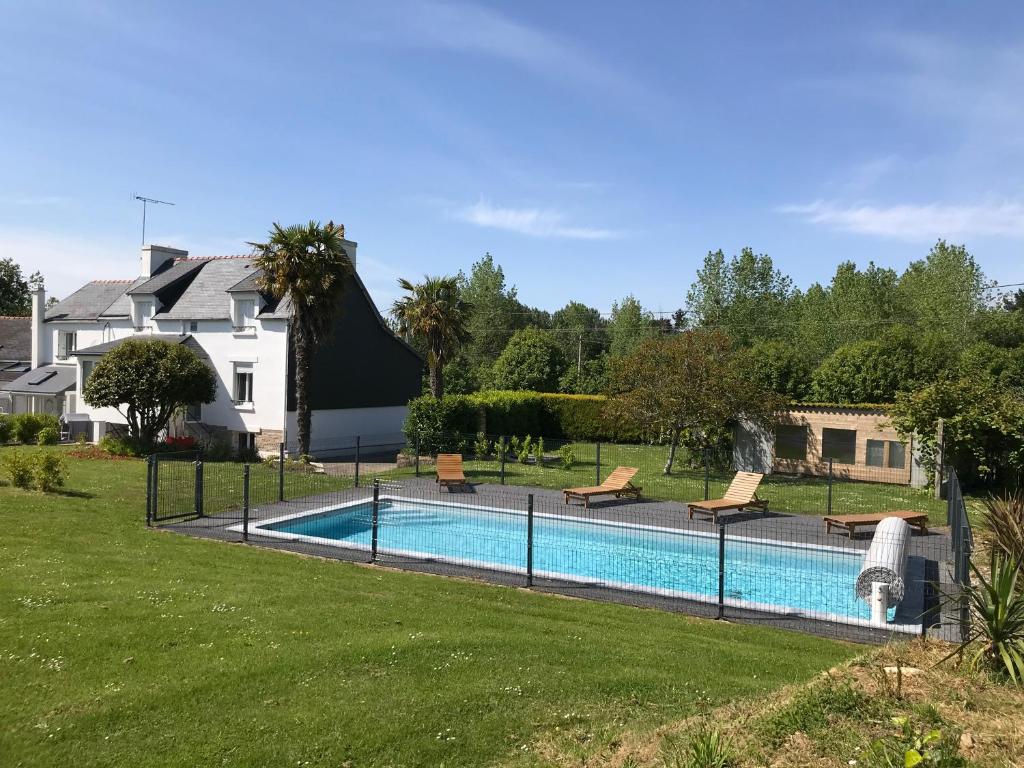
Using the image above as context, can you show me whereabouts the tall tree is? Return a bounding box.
[391,275,471,400]
[607,330,783,473]
[685,248,795,345]
[456,253,521,368]
[83,339,216,448]
[551,301,607,386]
[898,240,989,353]
[0,257,31,316]
[608,295,656,358]
[251,220,353,457]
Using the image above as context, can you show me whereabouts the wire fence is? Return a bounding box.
[146,437,973,645]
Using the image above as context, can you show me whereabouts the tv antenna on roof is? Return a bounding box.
[133,194,175,244]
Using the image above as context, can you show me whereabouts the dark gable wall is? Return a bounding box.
[287,275,423,411]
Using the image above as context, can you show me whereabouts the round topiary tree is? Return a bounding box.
[488,327,566,392]
[83,338,216,448]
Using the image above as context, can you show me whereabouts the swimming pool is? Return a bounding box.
[241,496,907,628]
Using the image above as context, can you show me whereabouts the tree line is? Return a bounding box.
[391,241,1024,486]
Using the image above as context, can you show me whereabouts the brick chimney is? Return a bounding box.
[140,245,188,278]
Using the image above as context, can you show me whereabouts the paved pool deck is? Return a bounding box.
[160,476,961,645]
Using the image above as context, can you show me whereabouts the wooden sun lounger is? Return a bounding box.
[687,472,768,524]
[435,454,468,490]
[563,467,642,508]
[823,510,929,538]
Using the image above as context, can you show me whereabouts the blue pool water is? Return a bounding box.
[258,498,888,624]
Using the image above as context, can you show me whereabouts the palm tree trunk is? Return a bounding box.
[294,323,312,457]
[429,354,444,399]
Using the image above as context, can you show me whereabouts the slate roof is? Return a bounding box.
[159,259,261,320]
[0,316,31,361]
[127,259,207,296]
[1,364,76,395]
[46,281,135,321]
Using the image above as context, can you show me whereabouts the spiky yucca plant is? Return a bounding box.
[984,492,1024,564]
[942,552,1024,684]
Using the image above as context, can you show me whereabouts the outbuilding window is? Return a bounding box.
[822,428,857,465]
[775,424,808,461]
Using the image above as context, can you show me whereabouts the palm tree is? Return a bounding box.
[391,275,471,399]
[250,221,353,457]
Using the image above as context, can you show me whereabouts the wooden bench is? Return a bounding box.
[823,510,929,538]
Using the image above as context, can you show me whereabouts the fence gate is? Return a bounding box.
[147,452,202,524]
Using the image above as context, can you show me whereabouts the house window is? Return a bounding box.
[775,424,808,461]
[866,439,885,467]
[185,403,202,421]
[182,320,199,334]
[233,363,254,405]
[237,432,255,455]
[234,298,256,331]
[57,330,76,360]
[887,441,906,469]
[134,300,154,330]
[822,428,857,465]
[81,359,96,387]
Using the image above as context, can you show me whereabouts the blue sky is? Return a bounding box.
[2,1,1022,313]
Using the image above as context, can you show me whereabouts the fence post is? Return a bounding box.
[242,464,250,542]
[526,493,534,587]
[499,436,507,485]
[414,435,420,478]
[703,448,710,501]
[146,455,154,526]
[595,442,601,486]
[354,435,361,488]
[717,523,726,620]
[371,479,380,563]
[278,441,285,502]
[151,456,159,523]
[194,459,204,517]
[827,458,834,516]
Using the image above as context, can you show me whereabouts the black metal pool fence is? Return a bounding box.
[146,434,973,645]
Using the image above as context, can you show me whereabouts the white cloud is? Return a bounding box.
[455,200,619,240]
[778,200,1024,240]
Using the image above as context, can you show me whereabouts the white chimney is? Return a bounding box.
[141,245,188,278]
[340,237,357,271]
[31,285,48,369]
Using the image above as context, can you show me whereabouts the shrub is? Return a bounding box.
[472,432,491,459]
[860,717,966,768]
[0,414,12,444]
[534,436,544,465]
[402,391,649,446]
[517,435,533,464]
[3,452,34,489]
[33,453,67,492]
[558,444,576,470]
[99,435,146,457]
[12,413,60,444]
[36,426,59,445]
[669,727,735,768]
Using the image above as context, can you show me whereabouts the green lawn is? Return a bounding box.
[372,441,949,524]
[1,449,858,767]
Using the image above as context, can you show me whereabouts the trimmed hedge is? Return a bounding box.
[404,390,649,446]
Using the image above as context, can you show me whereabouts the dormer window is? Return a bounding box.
[232,294,259,333]
[132,297,156,331]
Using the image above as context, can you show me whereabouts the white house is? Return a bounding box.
[10,237,422,455]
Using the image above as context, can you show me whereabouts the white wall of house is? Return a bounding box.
[286,405,409,455]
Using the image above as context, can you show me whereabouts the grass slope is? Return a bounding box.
[0,450,856,767]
